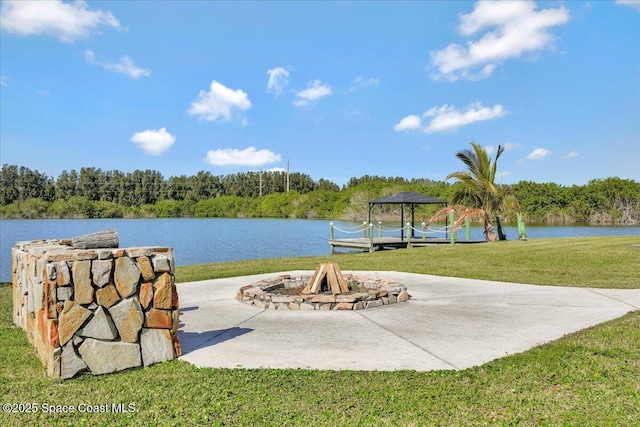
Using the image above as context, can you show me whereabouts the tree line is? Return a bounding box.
[1,164,638,224]
[0,165,339,205]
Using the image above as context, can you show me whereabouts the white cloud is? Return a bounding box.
[84,49,150,79]
[394,115,422,132]
[292,79,332,106]
[204,147,281,167]
[266,167,287,173]
[130,127,175,156]
[564,151,579,158]
[349,76,380,92]
[395,102,506,133]
[0,75,7,86]
[430,0,570,81]
[616,0,640,12]
[426,102,506,133]
[188,80,251,122]
[527,147,550,160]
[0,0,121,43]
[266,67,290,96]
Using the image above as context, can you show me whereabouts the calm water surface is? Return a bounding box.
[1,218,638,282]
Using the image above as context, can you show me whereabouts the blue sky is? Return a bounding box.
[1,0,638,187]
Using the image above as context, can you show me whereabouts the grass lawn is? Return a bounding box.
[1,236,638,426]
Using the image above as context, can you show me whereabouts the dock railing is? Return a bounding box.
[405,221,458,245]
[329,221,376,252]
[329,219,465,253]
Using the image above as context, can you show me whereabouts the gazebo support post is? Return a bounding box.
[445,212,449,239]
[411,204,416,239]
[400,203,404,241]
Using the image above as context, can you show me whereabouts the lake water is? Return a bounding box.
[1,218,638,282]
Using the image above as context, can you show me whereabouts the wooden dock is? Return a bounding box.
[329,236,485,253]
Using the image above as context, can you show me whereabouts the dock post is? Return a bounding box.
[362,221,368,238]
[449,210,456,245]
[421,222,426,240]
[369,223,374,252]
[406,222,412,248]
[465,216,471,241]
[329,222,335,254]
[378,221,382,238]
[517,213,527,240]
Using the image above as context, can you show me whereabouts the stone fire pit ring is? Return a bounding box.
[236,273,410,311]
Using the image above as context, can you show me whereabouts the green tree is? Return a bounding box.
[100,170,120,203]
[188,171,221,201]
[316,178,340,192]
[166,175,190,201]
[0,164,19,204]
[446,142,509,241]
[512,181,570,223]
[79,167,104,201]
[55,170,78,200]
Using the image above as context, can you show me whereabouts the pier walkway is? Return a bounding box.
[329,236,484,253]
[328,222,484,253]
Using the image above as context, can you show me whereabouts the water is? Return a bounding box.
[1,218,638,282]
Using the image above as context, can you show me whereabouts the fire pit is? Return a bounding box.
[236,263,410,311]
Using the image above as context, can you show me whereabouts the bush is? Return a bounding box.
[0,199,50,218]
[195,196,246,218]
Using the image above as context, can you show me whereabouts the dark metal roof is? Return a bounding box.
[368,191,447,205]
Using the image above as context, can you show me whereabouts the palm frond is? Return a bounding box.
[489,144,506,182]
[451,208,486,231]
[426,205,470,225]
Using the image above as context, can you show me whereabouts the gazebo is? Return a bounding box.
[368,192,448,240]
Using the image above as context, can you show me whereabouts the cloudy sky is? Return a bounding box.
[1,0,638,186]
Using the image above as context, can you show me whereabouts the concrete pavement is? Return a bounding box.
[176,271,640,371]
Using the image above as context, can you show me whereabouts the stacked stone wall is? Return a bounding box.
[237,274,410,310]
[12,239,180,379]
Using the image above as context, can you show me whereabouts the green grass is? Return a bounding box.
[1,236,639,426]
[176,236,640,289]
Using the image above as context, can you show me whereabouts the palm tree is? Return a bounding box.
[446,142,506,242]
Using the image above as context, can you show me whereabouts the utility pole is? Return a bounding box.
[286,160,290,192]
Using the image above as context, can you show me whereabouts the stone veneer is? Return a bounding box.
[236,274,410,310]
[12,239,180,379]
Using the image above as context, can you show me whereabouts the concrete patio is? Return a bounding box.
[177,271,640,371]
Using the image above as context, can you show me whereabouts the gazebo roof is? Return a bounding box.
[369,191,447,205]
